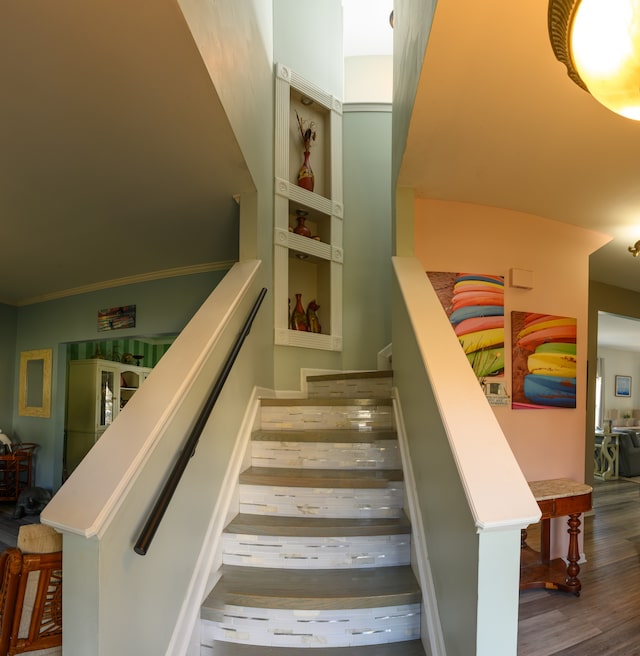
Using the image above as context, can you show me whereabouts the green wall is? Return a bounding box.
[272,108,394,388]
[10,270,227,492]
[0,303,18,432]
[342,108,392,369]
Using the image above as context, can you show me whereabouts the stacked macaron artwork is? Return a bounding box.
[512,312,577,409]
[448,274,505,378]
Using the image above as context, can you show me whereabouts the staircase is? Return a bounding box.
[201,371,426,655]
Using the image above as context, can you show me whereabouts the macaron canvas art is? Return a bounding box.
[511,311,577,409]
[427,271,504,379]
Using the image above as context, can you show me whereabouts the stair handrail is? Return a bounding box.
[134,287,267,556]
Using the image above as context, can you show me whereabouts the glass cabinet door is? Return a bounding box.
[99,369,115,428]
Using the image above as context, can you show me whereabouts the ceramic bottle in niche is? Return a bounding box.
[307,300,321,333]
[290,294,308,331]
[293,210,311,237]
[295,110,316,193]
[297,151,314,192]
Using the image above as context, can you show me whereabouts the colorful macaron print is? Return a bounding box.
[451,274,504,377]
[511,312,577,409]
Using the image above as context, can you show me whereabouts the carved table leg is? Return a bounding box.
[564,512,582,596]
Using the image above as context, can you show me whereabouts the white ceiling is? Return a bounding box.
[1,1,254,306]
[597,313,640,353]
[399,0,640,299]
[5,0,640,319]
[395,0,640,351]
[342,0,393,57]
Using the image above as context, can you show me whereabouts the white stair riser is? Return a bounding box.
[201,603,420,649]
[222,533,410,569]
[261,404,394,432]
[252,440,401,470]
[239,484,404,519]
[307,378,392,399]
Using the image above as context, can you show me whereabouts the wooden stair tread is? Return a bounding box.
[203,565,421,611]
[306,370,393,382]
[252,428,397,443]
[239,467,403,488]
[260,397,392,407]
[208,639,425,655]
[224,513,411,537]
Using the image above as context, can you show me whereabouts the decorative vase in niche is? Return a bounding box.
[291,294,308,331]
[307,300,321,334]
[293,210,311,237]
[297,150,314,192]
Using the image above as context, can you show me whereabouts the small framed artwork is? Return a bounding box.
[98,305,136,332]
[615,375,632,397]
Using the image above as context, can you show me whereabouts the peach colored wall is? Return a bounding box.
[415,198,609,483]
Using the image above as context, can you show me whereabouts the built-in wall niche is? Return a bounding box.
[289,203,330,244]
[288,256,332,336]
[274,63,343,352]
[289,92,331,200]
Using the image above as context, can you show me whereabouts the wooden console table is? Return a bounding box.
[520,478,592,596]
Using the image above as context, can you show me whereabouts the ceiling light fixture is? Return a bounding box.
[629,240,640,256]
[549,0,640,120]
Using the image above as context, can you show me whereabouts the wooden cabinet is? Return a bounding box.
[65,359,151,475]
[0,448,34,501]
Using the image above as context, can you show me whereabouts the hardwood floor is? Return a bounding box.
[518,478,640,655]
[0,477,633,654]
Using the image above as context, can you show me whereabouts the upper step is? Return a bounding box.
[306,370,393,399]
[203,564,421,610]
[201,565,421,648]
[239,467,403,488]
[222,514,411,570]
[260,398,394,432]
[253,428,397,443]
[224,514,411,538]
[251,429,400,471]
[203,639,426,655]
[239,476,404,519]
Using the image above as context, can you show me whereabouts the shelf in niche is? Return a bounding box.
[289,84,331,199]
[274,63,342,352]
[284,329,335,350]
[288,257,331,335]
[287,233,331,261]
[275,178,343,219]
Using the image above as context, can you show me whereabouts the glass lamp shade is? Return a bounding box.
[549,0,640,120]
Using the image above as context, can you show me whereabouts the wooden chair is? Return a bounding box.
[0,525,62,656]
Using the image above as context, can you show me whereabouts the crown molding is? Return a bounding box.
[14,260,237,307]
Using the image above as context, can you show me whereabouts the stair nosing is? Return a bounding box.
[239,466,403,488]
[224,513,411,537]
[252,428,397,443]
[204,564,421,611]
[207,639,426,656]
[260,397,393,407]
[306,370,393,382]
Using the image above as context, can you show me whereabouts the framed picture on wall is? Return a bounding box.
[615,375,632,397]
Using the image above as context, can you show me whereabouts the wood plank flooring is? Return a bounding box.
[1,475,633,653]
[518,478,640,655]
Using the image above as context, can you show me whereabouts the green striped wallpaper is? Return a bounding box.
[67,337,176,368]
